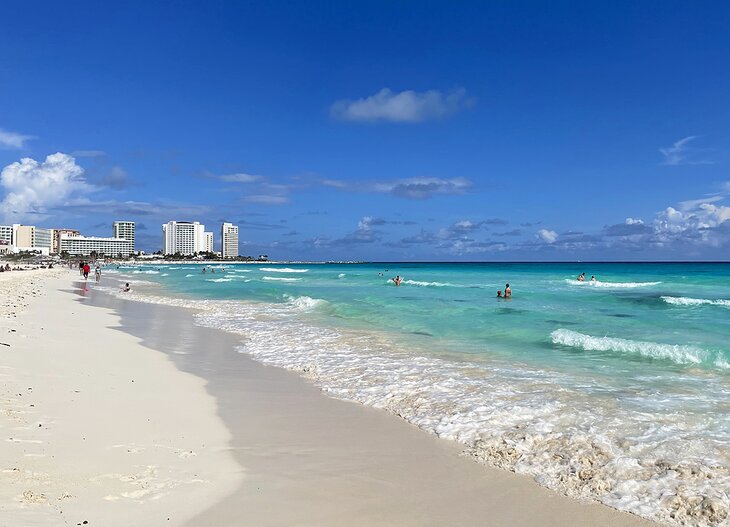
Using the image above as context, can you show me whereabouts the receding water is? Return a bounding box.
[103,262,730,527]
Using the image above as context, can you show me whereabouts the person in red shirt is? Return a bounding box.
[83,263,90,279]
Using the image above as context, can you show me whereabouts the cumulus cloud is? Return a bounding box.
[537,229,558,243]
[0,128,34,149]
[0,153,91,222]
[331,88,474,123]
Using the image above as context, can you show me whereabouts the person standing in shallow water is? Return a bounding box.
[504,283,512,298]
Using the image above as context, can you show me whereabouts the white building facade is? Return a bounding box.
[112,221,135,251]
[204,232,214,253]
[162,221,206,255]
[52,229,80,254]
[221,222,239,258]
[0,225,13,246]
[60,235,133,257]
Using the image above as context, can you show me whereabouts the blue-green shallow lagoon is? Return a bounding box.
[105,262,730,527]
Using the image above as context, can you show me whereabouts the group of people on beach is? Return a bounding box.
[77,261,102,282]
[0,263,13,272]
[576,272,597,282]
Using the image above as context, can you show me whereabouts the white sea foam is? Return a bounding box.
[161,273,169,277]
[338,273,346,278]
[401,280,457,287]
[261,268,309,273]
[283,294,327,311]
[551,329,708,365]
[262,276,301,282]
[565,279,661,288]
[231,269,251,273]
[206,278,233,283]
[132,270,160,274]
[98,287,730,527]
[185,274,195,278]
[661,296,730,307]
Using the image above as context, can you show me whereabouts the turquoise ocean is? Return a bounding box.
[103,262,730,526]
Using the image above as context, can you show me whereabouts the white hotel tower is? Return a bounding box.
[112,221,135,251]
[162,221,207,255]
[221,222,239,258]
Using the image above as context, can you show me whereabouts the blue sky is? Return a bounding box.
[1,1,729,260]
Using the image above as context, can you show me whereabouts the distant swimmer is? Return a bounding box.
[497,290,503,298]
[211,268,216,274]
[504,283,512,298]
[121,282,131,292]
[591,275,597,282]
[392,275,402,286]
[577,272,586,282]
[202,267,206,274]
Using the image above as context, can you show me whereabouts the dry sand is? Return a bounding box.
[1,270,659,526]
[0,270,241,526]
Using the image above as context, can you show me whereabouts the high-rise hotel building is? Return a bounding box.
[221,222,239,258]
[162,221,206,255]
[112,221,135,251]
[204,232,214,253]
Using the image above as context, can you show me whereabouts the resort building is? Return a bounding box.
[13,225,53,252]
[52,229,80,254]
[221,222,239,258]
[0,225,13,246]
[162,221,206,255]
[204,231,214,253]
[112,221,135,251]
[59,235,133,257]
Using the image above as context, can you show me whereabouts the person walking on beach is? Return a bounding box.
[504,283,512,298]
[95,266,101,282]
[79,261,85,276]
[83,263,90,280]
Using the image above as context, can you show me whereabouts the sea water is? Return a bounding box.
[105,262,730,526]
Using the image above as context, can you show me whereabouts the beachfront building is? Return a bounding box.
[52,229,80,254]
[13,225,53,252]
[112,221,135,251]
[221,222,239,258]
[0,225,13,246]
[162,221,206,255]
[60,235,133,257]
[204,231,214,253]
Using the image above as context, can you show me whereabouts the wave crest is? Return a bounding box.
[261,267,309,273]
[263,276,301,282]
[565,279,661,288]
[661,296,730,307]
[551,329,708,365]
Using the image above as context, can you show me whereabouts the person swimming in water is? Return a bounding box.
[577,272,586,282]
[392,275,402,286]
[590,275,596,282]
[504,283,512,298]
[497,290,503,298]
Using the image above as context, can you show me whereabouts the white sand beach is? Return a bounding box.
[1,270,658,526]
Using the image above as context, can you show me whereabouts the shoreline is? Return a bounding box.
[85,276,657,526]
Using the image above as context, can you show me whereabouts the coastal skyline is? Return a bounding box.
[2,2,730,260]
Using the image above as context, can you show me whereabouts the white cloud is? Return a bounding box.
[245,195,288,205]
[678,195,723,211]
[331,88,474,123]
[659,136,713,166]
[0,153,91,222]
[220,172,264,183]
[537,229,558,243]
[0,128,34,149]
[374,176,471,199]
[625,217,644,225]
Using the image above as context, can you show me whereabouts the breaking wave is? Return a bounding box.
[262,276,301,282]
[661,296,730,307]
[565,279,661,288]
[261,268,309,273]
